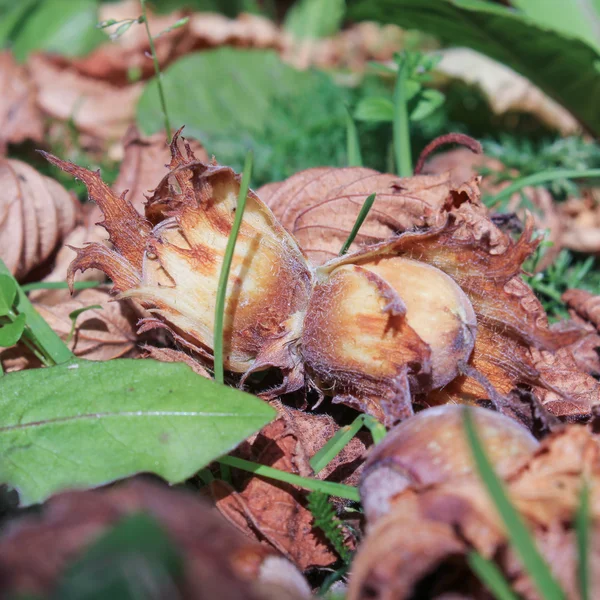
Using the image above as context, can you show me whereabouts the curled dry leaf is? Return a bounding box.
[0,51,44,153]
[33,288,140,362]
[141,346,210,378]
[349,407,600,600]
[0,158,79,280]
[212,416,339,570]
[46,137,586,425]
[0,479,310,600]
[437,48,580,136]
[563,288,600,330]
[559,192,600,254]
[28,54,143,142]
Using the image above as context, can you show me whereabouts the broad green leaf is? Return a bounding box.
[0,314,26,347]
[0,274,17,317]
[56,513,183,600]
[354,97,394,122]
[138,48,320,138]
[349,0,600,136]
[0,359,276,506]
[12,0,106,62]
[0,0,39,48]
[284,0,345,39]
[511,0,600,51]
[410,89,445,122]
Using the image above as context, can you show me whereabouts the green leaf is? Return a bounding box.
[11,0,106,62]
[0,0,39,48]
[0,314,26,347]
[410,88,445,122]
[0,274,17,317]
[0,359,276,506]
[345,105,363,167]
[56,513,183,600]
[354,97,394,122]
[349,0,600,136]
[67,305,103,343]
[137,48,322,139]
[284,0,345,39]
[463,408,565,600]
[511,0,600,52]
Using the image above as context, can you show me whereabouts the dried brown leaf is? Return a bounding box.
[212,416,338,570]
[559,193,600,254]
[0,51,43,152]
[0,158,79,280]
[142,346,210,378]
[28,54,143,141]
[0,479,310,600]
[563,288,600,330]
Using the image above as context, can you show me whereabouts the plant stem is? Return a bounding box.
[486,169,600,205]
[213,151,253,384]
[21,281,102,292]
[393,58,412,177]
[140,0,171,139]
[219,456,360,502]
[339,193,376,255]
[345,105,363,167]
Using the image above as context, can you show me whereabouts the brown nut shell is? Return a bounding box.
[359,405,539,523]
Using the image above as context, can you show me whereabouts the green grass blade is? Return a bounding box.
[576,481,590,600]
[213,151,253,384]
[218,456,360,501]
[0,259,73,365]
[362,414,387,443]
[21,281,102,292]
[393,58,412,177]
[339,193,376,255]
[486,169,600,205]
[468,551,519,600]
[310,416,366,474]
[345,105,363,167]
[463,408,565,600]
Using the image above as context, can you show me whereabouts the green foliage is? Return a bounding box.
[284,0,346,40]
[339,193,376,255]
[2,0,106,61]
[483,137,600,200]
[307,492,351,563]
[137,47,388,186]
[349,0,600,136]
[523,247,600,321]
[0,358,276,506]
[463,408,565,600]
[55,513,183,599]
[468,552,519,600]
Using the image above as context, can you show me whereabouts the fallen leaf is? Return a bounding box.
[0,51,44,153]
[563,288,600,330]
[559,191,600,254]
[212,416,339,570]
[0,158,79,280]
[437,48,580,136]
[33,288,140,362]
[29,53,143,141]
[0,479,310,600]
[142,346,210,378]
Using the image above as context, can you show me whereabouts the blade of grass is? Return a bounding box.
[21,281,102,292]
[486,169,600,205]
[0,259,74,365]
[463,408,565,600]
[339,193,376,255]
[345,105,363,167]
[576,480,590,600]
[393,58,412,177]
[218,456,360,502]
[310,413,387,473]
[213,151,253,384]
[468,551,519,600]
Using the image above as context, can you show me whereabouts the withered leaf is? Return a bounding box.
[563,288,600,330]
[212,416,339,570]
[0,479,310,600]
[0,51,44,153]
[0,158,79,280]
